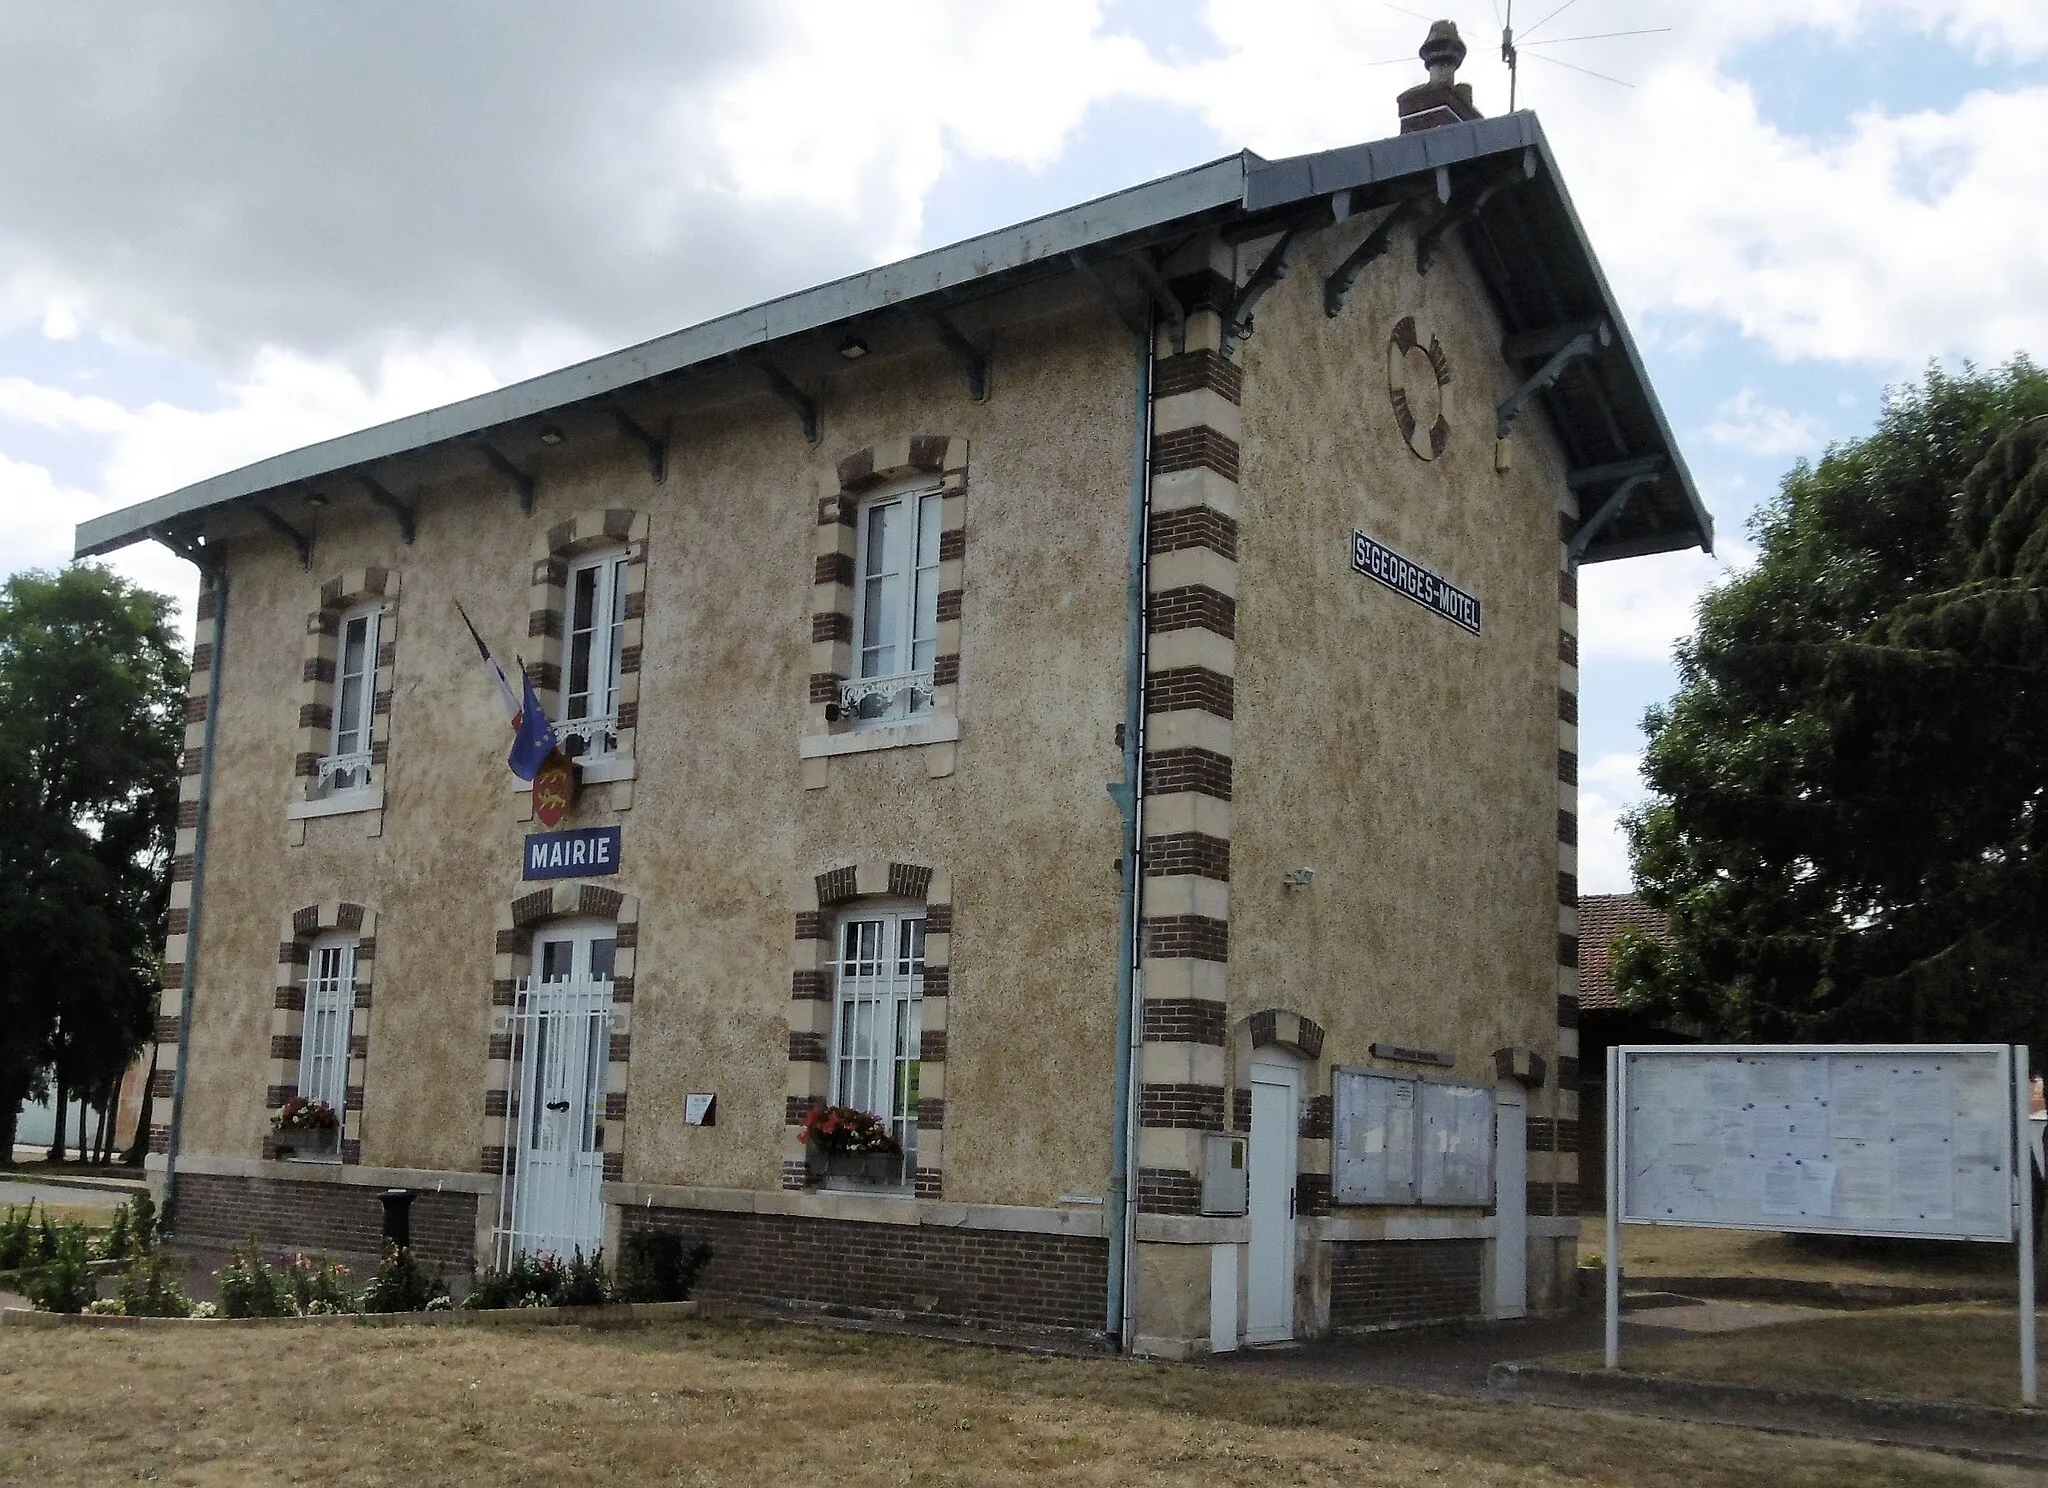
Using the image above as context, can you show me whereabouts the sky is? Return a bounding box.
[1,0,2042,893]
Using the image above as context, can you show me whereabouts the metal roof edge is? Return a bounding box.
[77,152,1255,559]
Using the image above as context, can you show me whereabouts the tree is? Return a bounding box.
[1617,360,2048,1047]
[0,566,186,1165]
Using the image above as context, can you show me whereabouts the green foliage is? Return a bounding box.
[23,1222,96,1313]
[279,1252,357,1315]
[215,1239,293,1318]
[0,566,188,1153]
[1622,359,2048,1044]
[615,1231,711,1304]
[357,1242,448,1314]
[116,1250,192,1317]
[465,1247,623,1309]
[0,1203,54,1269]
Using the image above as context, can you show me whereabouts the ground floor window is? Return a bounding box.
[299,937,356,1115]
[831,907,923,1179]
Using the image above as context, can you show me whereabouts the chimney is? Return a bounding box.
[1397,20,1482,133]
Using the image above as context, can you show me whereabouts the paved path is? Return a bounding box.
[0,1179,130,1211]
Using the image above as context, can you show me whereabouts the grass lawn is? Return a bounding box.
[1586,1221,2019,1292]
[1581,1302,2045,1411]
[0,1315,2025,1487]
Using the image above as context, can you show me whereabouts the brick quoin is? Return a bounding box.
[1141,998,1227,1046]
[1330,1240,1484,1330]
[1145,747,1232,801]
[1147,507,1239,562]
[1144,831,1229,881]
[1151,348,1243,403]
[1147,585,1236,639]
[1145,667,1234,720]
[621,1208,1109,1337]
[1138,1082,1225,1130]
[1142,914,1228,961]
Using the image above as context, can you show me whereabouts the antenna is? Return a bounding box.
[1497,0,1664,109]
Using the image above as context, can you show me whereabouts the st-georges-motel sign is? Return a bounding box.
[1352,530,1482,636]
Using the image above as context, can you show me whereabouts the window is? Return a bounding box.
[322,607,379,791]
[297,936,357,1154]
[846,488,941,725]
[562,548,628,759]
[831,908,924,1180]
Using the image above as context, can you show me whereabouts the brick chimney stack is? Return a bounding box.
[1397,20,1483,133]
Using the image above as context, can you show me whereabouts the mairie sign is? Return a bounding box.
[522,825,622,881]
[1351,530,1482,636]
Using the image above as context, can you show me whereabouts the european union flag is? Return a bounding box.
[507,671,559,781]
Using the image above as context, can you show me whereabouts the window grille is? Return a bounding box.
[322,608,379,790]
[298,938,356,1118]
[844,490,941,724]
[562,550,628,759]
[831,910,924,1179]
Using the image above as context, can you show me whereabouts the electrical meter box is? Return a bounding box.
[1199,1133,1249,1215]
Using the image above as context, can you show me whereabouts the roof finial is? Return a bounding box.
[1397,20,1483,134]
[1420,19,1467,85]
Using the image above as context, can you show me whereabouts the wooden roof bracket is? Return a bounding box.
[756,362,819,445]
[252,504,312,569]
[1497,319,1611,441]
[470,438,537,513]
[1324,192,1429,319]
[607,402,669,480]
[1416,149,1536,275]
[1224,220,1311,356]
[1125,253,1187,356]
[1068,253,1149,344]
[1568,463,1663,566]
[927,310,989,402]
[354,473,416,545]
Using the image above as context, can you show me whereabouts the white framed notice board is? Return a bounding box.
[1333,1068,1493,1207]
[1618,1044,2016,1242]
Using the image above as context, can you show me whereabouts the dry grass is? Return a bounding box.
[1588,1222,2018,1291]
[0,1315,2020,1487]
[1586,1302,2045,1410]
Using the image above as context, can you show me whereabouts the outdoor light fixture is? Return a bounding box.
[303,490,329,508]
[838,337,869,360]
[538,424,565,445]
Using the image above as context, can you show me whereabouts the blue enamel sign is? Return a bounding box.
[522,825,622,880]
[1352,530,1482,635]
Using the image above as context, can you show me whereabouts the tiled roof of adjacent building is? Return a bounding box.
[1577,893,1673,1012]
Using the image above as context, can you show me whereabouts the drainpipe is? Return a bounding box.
[1106,311,1156,1349]
[161,565,227,1229]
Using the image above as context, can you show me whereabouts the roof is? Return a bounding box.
[76,111,1710,566]
[1576,893,1674,1012]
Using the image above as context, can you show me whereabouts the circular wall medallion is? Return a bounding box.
[1386,315,1452,461]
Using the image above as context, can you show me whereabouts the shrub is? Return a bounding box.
[125,1191,159,1254]
[118,1251,194,1317]
[94,1201,133,1262]
[0,1204,45,1270]
[357,1243,447,1314]
[616,1231,711,1304]
[24,1223,96,1313]
[466,1251,568,1310]
[215,1239,293,1318]
[279,1251,356,1314]
[556,1248,613,1308]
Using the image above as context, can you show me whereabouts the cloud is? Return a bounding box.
[1703,388,1830,458]
[1578,752,1649,894]
[1577,542,1754,663]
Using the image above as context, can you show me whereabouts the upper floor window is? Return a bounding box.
[846,488,940,726]
[831,906,924,1183]
[324,607,380,792]
[562,548,627,760]
[296,936,357,1159]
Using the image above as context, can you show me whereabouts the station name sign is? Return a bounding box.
[1352,531,1482,636]
[522,825,622,880]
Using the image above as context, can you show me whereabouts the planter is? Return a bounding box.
[808,1150,904,1190]
[273,1127,340,1161]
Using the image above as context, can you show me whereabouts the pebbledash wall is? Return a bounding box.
[149,185,1592,1354]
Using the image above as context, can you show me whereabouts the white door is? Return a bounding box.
[1247,1065,1300,1343]
[501,922,614,1262]
[1493,1083,1528,1319]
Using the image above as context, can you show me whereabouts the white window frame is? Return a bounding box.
[561,547,629,761]
[828,904,924,1185]
[320,605,380,793]
[295,935,356,1161]
[843,484,942,729]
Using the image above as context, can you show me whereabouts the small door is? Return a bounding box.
[504,922,615,1261]
[1493,1083,1528,1318]
[1247,1065,1300,1343]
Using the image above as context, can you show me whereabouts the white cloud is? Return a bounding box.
[1703,388,1829,458]
[1578,541,1753,663]
[1578,751,1649,894]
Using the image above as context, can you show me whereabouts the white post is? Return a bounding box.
[2018,1043,2036,1406]
[1605,1044,1621,1370]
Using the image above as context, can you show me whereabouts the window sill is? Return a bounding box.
[286,787,384,821]
[799,713,959,760]
[276,1153,343,1165]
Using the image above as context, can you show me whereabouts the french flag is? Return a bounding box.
[456,600,558,781]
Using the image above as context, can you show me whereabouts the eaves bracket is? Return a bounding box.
[1568,464,1663,565]
[1416,149,1536,275]
[1325,193,1426,318]
[354,474,415,545]
[470,438,537,512]
[1067,253,1148,344]
[1125,254,1186,356]
[1226,221,1309,353]
[253,504,312,569]
[151,525,212,572]
[1496,320,1611,441]
[608,403,668,482]
[758,362,819,444]
[928,310,989,402]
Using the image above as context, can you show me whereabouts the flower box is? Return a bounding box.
[808,1149,904,1189]
[274,1126,339,1161]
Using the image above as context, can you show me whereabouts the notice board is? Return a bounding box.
[1619,1046,2016,1242]
[1334,1068,1493,1207]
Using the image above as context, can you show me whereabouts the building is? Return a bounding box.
[76,27,1710,1356]
[1574,892,1686,1204]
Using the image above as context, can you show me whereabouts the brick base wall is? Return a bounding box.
[169,1172,478,1268]
[1329,1239,1483,1331]
[624,1206,1109,1337]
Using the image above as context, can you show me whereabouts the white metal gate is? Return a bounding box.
[494,927,612,1265]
